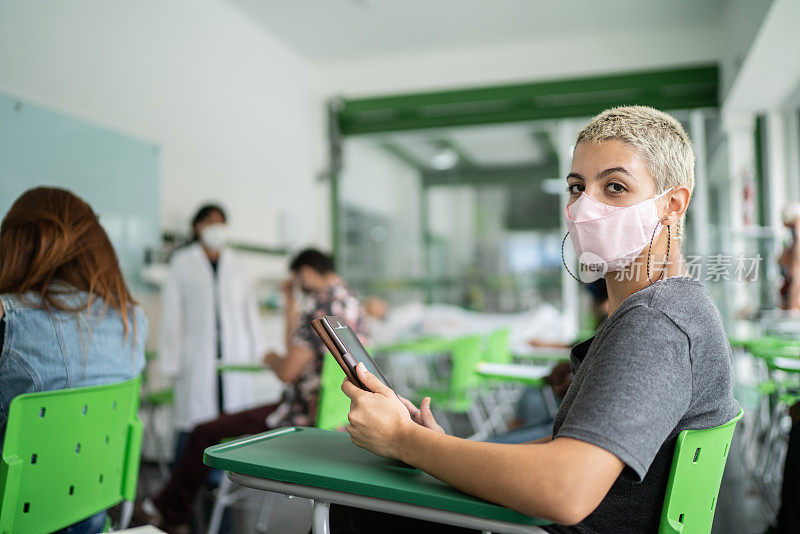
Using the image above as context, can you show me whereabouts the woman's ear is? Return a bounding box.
[662,186,691,226]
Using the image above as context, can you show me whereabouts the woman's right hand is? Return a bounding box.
[398,395,445,434]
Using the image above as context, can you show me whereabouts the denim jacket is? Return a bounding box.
[0,291,147,443]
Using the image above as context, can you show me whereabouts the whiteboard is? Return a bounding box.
[0,92,160,289]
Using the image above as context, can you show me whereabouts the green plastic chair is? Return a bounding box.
[484,328,512,366]
[475,328,516,434]
[658,408,743,534]
[316,353,350,431]
[417,335,483,411]
[0,376,143,534]
[412,335,485,435]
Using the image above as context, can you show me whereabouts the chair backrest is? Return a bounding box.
[449,335,483,396]
[316,354,350,431]
[0,377,143,534]
[484,328,512,365]
[658,409,743,534]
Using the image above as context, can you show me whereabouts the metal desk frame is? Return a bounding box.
[227,471,547,534]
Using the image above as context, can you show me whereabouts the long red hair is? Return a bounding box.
[0,187,136,335]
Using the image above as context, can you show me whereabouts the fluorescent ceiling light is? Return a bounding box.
[430,149,458,170]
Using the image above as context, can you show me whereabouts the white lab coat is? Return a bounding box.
[159,243,266,430]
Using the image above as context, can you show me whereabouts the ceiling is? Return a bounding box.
[356,108,689,185]
[226,0,728,62]
[367,121,561,185]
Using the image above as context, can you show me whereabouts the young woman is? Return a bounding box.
[340,106,740,533]
[0,187,146,533]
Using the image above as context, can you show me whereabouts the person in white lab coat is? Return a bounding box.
[138,249,368,532]
[159,204,265,436]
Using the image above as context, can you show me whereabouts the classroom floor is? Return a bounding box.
[712,437,772,534]
[136,461,313,533]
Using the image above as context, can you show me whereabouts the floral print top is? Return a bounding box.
[266,282,368,428]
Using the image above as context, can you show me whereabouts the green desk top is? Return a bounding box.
[513,350,570,363]
[730,335,800,351]
[767,356,800,373]
[216,363,269,373]
[142,387,174,406]
[203,427,548,526]
[475,362,550,386]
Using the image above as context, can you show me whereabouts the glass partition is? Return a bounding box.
[337,121,567,313]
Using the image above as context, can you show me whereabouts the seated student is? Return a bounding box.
[0,187,147,533]
[338,106,740,533]
[138,248,368,533]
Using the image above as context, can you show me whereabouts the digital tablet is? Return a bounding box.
[311,315,392,391]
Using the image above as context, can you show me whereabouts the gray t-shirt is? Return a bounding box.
[544,277,740,534]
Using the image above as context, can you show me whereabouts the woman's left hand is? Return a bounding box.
[341,362,416,459]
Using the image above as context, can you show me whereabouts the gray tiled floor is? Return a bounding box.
[712,435,772,534]
[136,463,313,534]
[222,491,312,534]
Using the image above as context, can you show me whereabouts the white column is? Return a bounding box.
[557,120,579,341]
[722,111,757,324]
[785,109,800,203]
[765,110,790,295]
[689,110,711,259]
[766,110,788,231]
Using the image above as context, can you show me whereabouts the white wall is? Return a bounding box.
[0,0,329,268]
[719,0,774,98]
[0,0,331,405]
[321,25,723,97]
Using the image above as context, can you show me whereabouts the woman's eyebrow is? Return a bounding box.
[566,172,584,181]
[597,167,632,180]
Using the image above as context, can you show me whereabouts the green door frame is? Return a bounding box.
[326,65,720,296]
[334,65,718,136]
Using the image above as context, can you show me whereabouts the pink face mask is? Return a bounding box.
[563,189,671,275]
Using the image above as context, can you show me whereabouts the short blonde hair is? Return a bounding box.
[576,106,695,241]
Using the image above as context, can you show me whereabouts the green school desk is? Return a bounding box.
[474,362,552,387]
[215,363,269,373]
[203,426,551,534]
[512,347,571,364]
